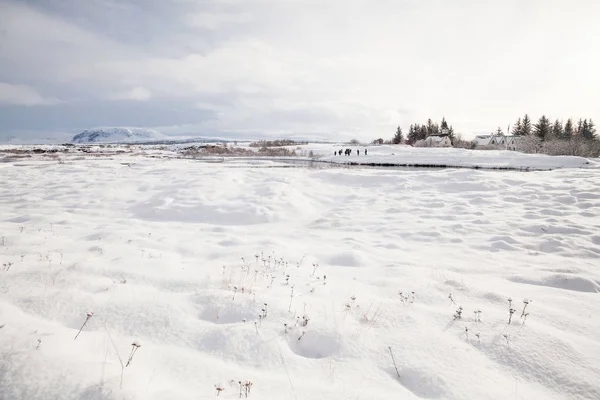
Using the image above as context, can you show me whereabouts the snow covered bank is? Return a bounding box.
[313,145,595,170]
[1,154,600,400]
[2,142,597,171]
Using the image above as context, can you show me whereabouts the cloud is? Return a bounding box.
[110,87,153,101]
[186,11,253,30]
[1,0,599,140]
[0,83,57,106]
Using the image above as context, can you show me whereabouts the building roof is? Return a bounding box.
[474,134,523,147]
[427,135,449,143]
[474,135,494,146]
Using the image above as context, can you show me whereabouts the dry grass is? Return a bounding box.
[249,139,307,148]
[181,144,298,158]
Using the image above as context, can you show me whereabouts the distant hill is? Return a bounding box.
[71,127,166,144]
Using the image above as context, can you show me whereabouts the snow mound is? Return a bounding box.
[71,127,166,144]
[510,274,600,293]
[287,330,340,359]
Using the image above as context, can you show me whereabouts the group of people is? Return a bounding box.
[335,148,368,156]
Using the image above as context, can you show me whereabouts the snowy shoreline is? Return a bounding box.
[1,142,598,171]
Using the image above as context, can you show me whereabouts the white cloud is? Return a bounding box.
[1,0,600,138]
[110,87,153,101]
[0,82,57,106]
[186,12,253,30]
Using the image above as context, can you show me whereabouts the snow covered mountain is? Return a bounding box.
[71,127,166,144]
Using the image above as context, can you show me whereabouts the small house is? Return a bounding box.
[474,134,523,150]
[415,135,452,148]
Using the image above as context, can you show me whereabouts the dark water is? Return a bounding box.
[190,158,448,171]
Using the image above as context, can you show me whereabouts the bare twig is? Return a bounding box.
[288,286,295,312]
[448,293,456,305]
[521,299,531,318]
[388,346,401,379]
[74,312,94,340]
[101,320,124,389]
[126,342,141,367]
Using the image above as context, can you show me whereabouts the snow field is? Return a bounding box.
[310,144,596,170]
[1,155,600,400]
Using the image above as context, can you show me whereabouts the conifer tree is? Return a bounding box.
[522,114,532,136]
[419,125,428,140]
[441,117,449,131]
[448,125,455,143]
[512,118,523,136]
[564,118,574,138]
[534,115,551,140]
[552,119,563,139]
[576,118,584,135]
[581,119,597,140]
[426,119,434,136]
[407,124,419,145]
[392,126,404,144]
[589,119,597,140]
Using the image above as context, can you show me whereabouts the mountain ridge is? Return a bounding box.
[71,127,166,143]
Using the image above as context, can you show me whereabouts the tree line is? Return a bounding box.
[373,114,597,154]
[510,114,596,141]
[386,118,456,145]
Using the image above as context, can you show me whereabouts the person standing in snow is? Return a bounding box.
[357,149,360,156]
[365,149,368,155]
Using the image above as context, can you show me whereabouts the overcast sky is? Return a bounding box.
[1,0,599,141]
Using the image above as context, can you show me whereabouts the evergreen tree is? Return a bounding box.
[448,125,455,143]
[426,119,434,136]
[419,125,428,140]
[407,124,419,145]
[392,126,404,144]
[441,117,449,131]
[576,118,584,135]
[522,114,532,136]
[512,118,523,136]
[581,119,597,140]
[564,118,574,138]
[551,119,563,139]
[533,115,551,140]
[495,127,504,136]
[589,119,597,140]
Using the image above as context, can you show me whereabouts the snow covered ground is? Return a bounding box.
[2,142,597,171]
[305,144,596,170]
[1,152,600,400]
